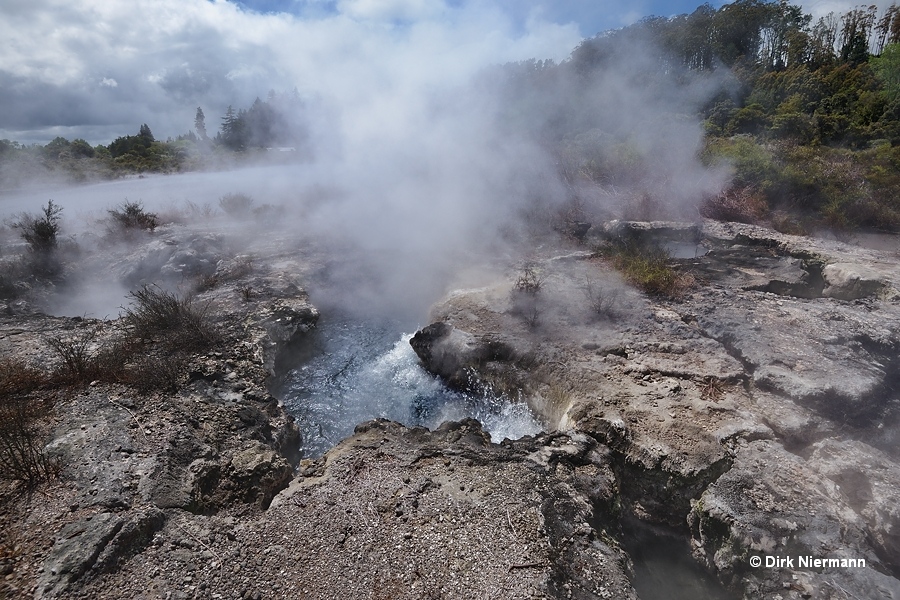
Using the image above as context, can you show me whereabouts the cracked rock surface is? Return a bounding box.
[2,217,899,600]
[412,219,900,599]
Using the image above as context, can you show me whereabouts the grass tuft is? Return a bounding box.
[599,242,695,298]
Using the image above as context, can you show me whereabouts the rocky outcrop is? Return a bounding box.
[111,229,225,286]
[408,322,525,392]
[822,262,888,300]
[245,288,319,375]
[688,440,900,599]
[68,419,640,600]
[0,234,318,598]
[411,219,900,599]
[4,214,899,600]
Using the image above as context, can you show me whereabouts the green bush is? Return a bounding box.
[219,193,254,216]
[13,200,62,253]
[702,137,780,192]
[107,200,159,232]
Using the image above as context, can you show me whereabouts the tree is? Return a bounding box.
[874,3,900,54]
[70,139,95,158]
[194,107,207,140]
[41,137,71,159]
[874,42,900,102]
[839,6,877,64]
[219,105,240,150]
[139,123,155,142]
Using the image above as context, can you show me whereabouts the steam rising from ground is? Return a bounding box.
[1,9,730,323]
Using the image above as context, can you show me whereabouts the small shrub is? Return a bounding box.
[698,377,725,402]
[185,200,217,219]
[0,359,56,486]
[700,187,769,224]
[0,358,46,397]
[121,285,218,351]
[252,203,284,225]
[0,396,57,486]
[121,353,185,393]
[219,193,254,216]
[513,298,541,329]
[107,200,159,232]
[513,264,544,295]
[510,263,545,328]
[46,328,103,382]
[581,277,620,319]
[195,274,220,292]
[13,200,62,253]
[770,211,809,235]
[0,273,17,300]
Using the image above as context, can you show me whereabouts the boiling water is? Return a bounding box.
[279,315,542,458]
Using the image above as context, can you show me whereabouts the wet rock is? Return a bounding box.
[37,508,164,598]
[115,231,225,285]
[591,220,701,245]
[39,513,125,597]
[93,508,166,573]
[409,322,521,392]
[695,295,896,422]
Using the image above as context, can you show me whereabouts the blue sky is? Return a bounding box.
[233,0,732,36]
[231,0,879,37]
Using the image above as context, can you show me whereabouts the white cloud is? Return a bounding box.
[336,0,447,21]
[0,0,583,144]
[795,0,894,20]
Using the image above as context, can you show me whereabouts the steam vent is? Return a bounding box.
[5,1,900,598]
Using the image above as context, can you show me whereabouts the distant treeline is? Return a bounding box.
[0,90,309,186]
[3,1,900,231]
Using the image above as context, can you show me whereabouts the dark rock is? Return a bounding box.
[409,322,519,392]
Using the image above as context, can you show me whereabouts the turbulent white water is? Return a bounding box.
[279,316,542,458]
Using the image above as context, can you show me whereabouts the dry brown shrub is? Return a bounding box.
[700,186,769,224]
[0,359,57,486]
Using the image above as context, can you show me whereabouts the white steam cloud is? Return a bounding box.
[0,0,582,144]
[1,0,731,323]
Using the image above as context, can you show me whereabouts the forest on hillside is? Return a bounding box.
[494,0,900,233]
[2,0,900,233]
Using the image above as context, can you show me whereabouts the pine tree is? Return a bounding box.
[139,123,154,142]
[195,107,207,140]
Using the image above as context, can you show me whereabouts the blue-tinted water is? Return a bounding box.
[279,315,542,458]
